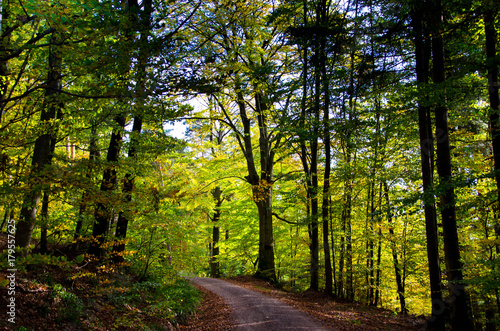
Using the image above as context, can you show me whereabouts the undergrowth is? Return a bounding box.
[0,236,202,330]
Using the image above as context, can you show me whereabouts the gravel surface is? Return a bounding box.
[190,277,329,331]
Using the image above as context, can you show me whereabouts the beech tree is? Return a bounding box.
[411,1,445,328]
[186,0,299,280]
[16,29,63,250]
[428,0,475,328]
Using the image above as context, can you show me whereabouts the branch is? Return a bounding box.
[51,88,127,100]
[213,95,243,137]
[0,85,125,104]
[179,116,237,134]
[0,27,56,62]
[0,15,36,40]
[212,94,247,155]
[272,170,303,183]
[160,1,202,41]
[272,212,302,225]
[198,176,247,193]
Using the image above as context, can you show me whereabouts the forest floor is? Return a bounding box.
[0,233,198,330]
[180,275,428,331]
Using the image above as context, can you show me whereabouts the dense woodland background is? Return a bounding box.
[1,0,500,329]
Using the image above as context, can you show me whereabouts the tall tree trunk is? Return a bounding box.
[231,81,276,280]
[411,3,445,329]
[89,114,126,257]
[91,0,138,258]
[322,41,333,296]
[429,0,475,329]
[485,7,500,224]
[112,0,151,263]
[346,189,354,301]
[365,114,378,304]
[210,186,222,278]
[330,196,337,295]
[345,2,358,299]
[385,182,407,314]
[254,92,276,281]
[39,191,49,254]
[112,115,142,262]
[342,138,355,301]
[373,183,383,306]
[297,0,319,290]
[338,208,345,298]
[339,124,355,300]
[365,181,375,304]
[0,0,10,122]
[40,123,61,254]
[308,42,321,292]
[207,101,226,278]
[16,31,61,249]
[74,124,99,241]
[484,10,500,321]
[368,112,382,305]
[254,185,275,280]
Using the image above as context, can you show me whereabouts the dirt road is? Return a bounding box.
[190,277,329,330]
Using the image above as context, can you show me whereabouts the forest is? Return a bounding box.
[0,0,500,329]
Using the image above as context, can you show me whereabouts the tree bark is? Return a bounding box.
[307,42,320,292]
[210,186,222,278]
[338,207,345,298]
[428,0,475,329]
[89,114,126,257]
[231,81,276,281]
[254,92,276,281]
[112,0,151,262]
[16,31,62,249]
[385,182,407,314]
[338,126,355,300]
[91,0,139,258]
[112,114,142,262]
[484,9,500,321]
[366,134,379,304]
[297,0,319,291]
[39,191,49,254]
[366,180,375,304]
[321,41,333,296]
[0,0,10,122]
[485,7,500,221]
[411,2,445,328]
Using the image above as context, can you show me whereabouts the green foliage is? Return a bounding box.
[108,278,201,326]
[146,279,201,323]
[52,284,84,322]
[0,250,72,273]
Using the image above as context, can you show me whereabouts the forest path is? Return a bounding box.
[190,277,329,330]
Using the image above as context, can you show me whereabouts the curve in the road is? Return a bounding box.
[191,277,328,331]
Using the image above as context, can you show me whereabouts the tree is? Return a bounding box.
[484,2,500,221]
[187,0,297,280]
[16,29,62,250]
[112,0,153,263]
[411,1,445,328]
[89,0,140,257]
[428,0,475,328]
